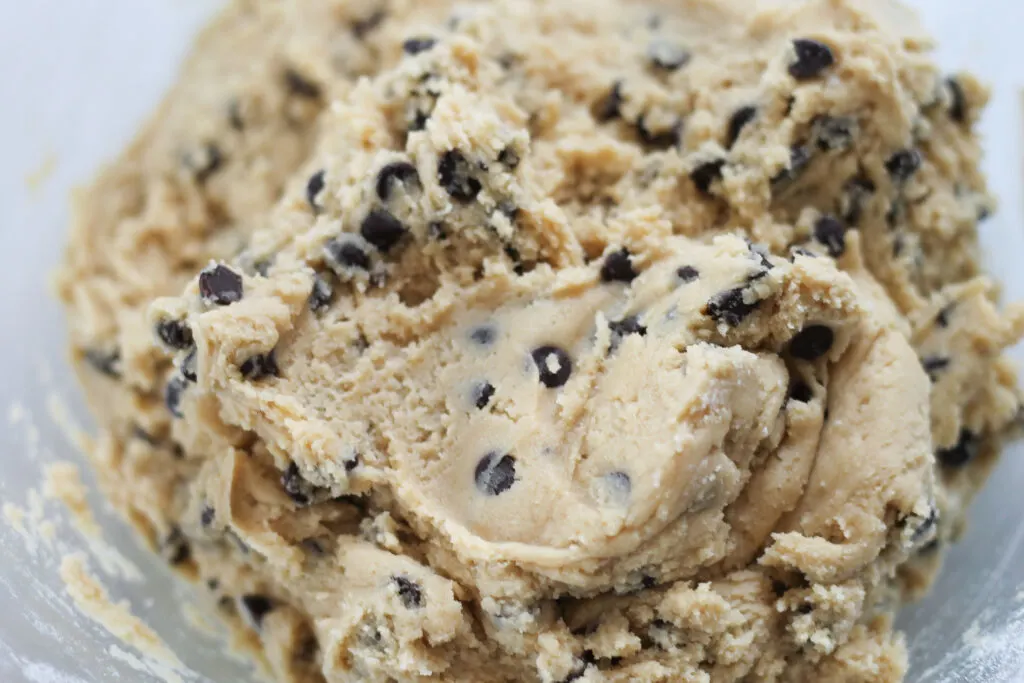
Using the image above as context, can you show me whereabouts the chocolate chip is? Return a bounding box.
[473,381,495,409]
[240,352,279,381]
[376,161,420,201]
[240,594,275,629]
[936,305,953,328]
[325,236,371,271]
[789,380,813,403]
[600,248,638,283]
[360,208,406,252]
[392,576,424,608]
[475,451,516,496]
[284,69,321,99]
[408,109,430,133]
[677,265,700,283]
[498,147,521,169]
[813,215,847,258]
[402,37,437,55]
[156,319,193,350]
[910,508,939,545]
[886,149,922,182]
[922,356,950,382]
[608,316,647,353]
[352,9,386,39]
[812,116,857,152]
[184,144,223,184]
[470,325,497,346]
[596,81,624,121]
[306,170,326,212]
[532,346,573,388]
[771,146,811,186]
[199,264,243,306]
[647,40,690,71]
[344,454,360,472]
[163,527,191,566]
[691,159,725,195]
[165,376,187,418]
[181,348,198,383]
[937,429,978,468]
[726,106,757,148]
[789,325,834,360]
[947,77,967,124]
[705,287,759,327]
[797,603,814,615]
[636,115,682,149]
[307,272,335,313]
[789,39,835,80]
[842,176,876,225]
[438,150,482,202]
[771,580,789,597]
[640,574,657,589]
[200,506,215,527]
[84,348,121,379]
[282,463,312,506]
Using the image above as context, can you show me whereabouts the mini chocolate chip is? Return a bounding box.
[470,325,497,346]
[156,319,193,350]
[503,245,525,275]
[705,287,759,327]
[201,506,215,527]
[677,265,700,283]
[886,149,922,182]
[324,236,371,271]
[789,325,834,360]
[789,380,813,403]
[771,146,811,186]
[181,348,198,383]
[408,109,430,132]
[771,580,789,597]
[937,429,978,468]
[165,376,187,418]
[199,264,243,306]
[812,116,857,152]
[947,77,967,124]
[532,346,573,388]
[475,451,516,496]
[185,144,223,184]
[306,170,326,212]
[163,527,191,566]
[936,305,953,328]
[438,150,482,202]
[608,316,647,353]
[911,508,939,545]
[789,39,835,80]
[473,381,495,409]
[922,356,950,382]
[84,348,121,379]
[636,115,682,149]
[727,106,757,148]
[284,69,321,99]
[361,208,407,252]
[282,463,312,506]
[352,9,386,38]
[344,454,360,472]
[392,576,424,608]
[376,161,420,201]
[842,176,876,225]
[647,40,690,71]
[691,159,725,195]
[402,37,437,55]
[600,248,638,283]
[240,594,275,628]
[813,215,847,258]
[641,575,657,589]
[240,352,279,381]
[498,147,521,169]
[797,603,814,615]
[596,81,624,121]
[308,273,335,313]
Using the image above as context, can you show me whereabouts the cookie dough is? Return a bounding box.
[57,0,1024,681]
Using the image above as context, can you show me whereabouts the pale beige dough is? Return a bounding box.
[57,0,1024,681]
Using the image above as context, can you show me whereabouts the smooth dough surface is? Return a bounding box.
[58,0,1024,681]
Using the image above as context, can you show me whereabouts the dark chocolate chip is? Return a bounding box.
[726,106,757,148]
[402,37,437,55]
[789,380,813,403]
[284,69,321,99]
[473,381,496,409]
[608,315,647,353]
[691,159,725,195]
[788,39,835,80]
[470,325,497,346]
[185,144,223,184]
[789,325,834,360]
[156,319,193,350]
[199,264,243,306]
[647,40,690,71]
[885,149,922,182]
[636,115,682,149]
[308,273,335,313]
[344,454,360,472]
[641,574,657,589]
[812,115,857,152]
[813,215,847,258]
[438,150,482,202]
[936,429,978,468]
[532,346,573,388]
[921,356,950,382]
[677,265,700,283]
[705,287,759,327]
[352,9,386,39]
[376,161,421,201]
[947,77,967,124]
[84,348,121,379]
[498,147,521,169]
[474,451,516,496]
[392,576,424,609]
[600,248,638,283]
[596,81,624,121]
[306,170,326,212]
[240,594,275,629]
[165,375,187,418]
[240,352,279,381]
[771,580,789,597]
[408,109,430,132]
[910,508,939,545]
[842,175,876,225]
[797,603,814,615]
[936,305,953,328]
[282,463,312,506]
[360,208,407,252]
[771,146,811,186]
[324,236,371,271]
[181,348,198,383]
[200,506,215,527]
[163,527,191,566]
